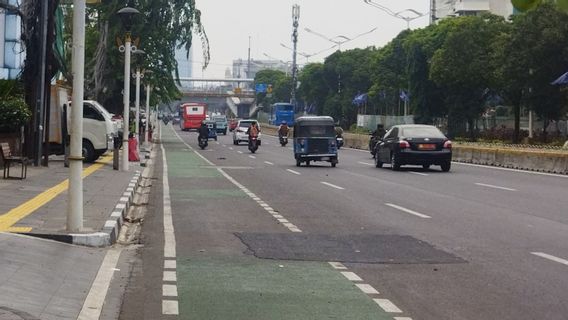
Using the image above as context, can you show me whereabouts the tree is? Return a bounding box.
[298,63,327,115]
[254,69,290,106]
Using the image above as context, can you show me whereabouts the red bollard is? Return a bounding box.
[128,137,140,162]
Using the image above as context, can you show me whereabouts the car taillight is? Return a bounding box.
[399,140,410,149]
[444,140,452,149]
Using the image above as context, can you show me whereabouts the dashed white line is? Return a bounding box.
[409,171,429,176]
[394,317,414,320]
[238,151,243,154]
[374,299,403,313]
[264,161,274,165]
[249,155,256,159]
[321,181,345,190]
[162,300,179,315]
[328,262,347,270]
[356,283,380,295]
[531,252,568,267]
[454,162,568,178]
[162,284,178,297]
[229,147,234,150]
[475,182,517,191]
[164,260,176,269]
[385,203,432,219]
[163,271,177,282]
[287,169,301,175]
[341,271,362,281]
[358,161,374,166]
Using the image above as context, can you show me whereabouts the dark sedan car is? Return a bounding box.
[374,124,452,172]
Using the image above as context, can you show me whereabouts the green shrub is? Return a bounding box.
[0,98,31,132]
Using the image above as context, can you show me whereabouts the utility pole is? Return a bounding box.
[430,0,437,24]
[35,0,49,166]
[247,36,251,79]
[291,4,300,107]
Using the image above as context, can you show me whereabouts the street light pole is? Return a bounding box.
[117,6,140,172]
[67,0,86,232]
[291,4,300,107]
[145,83,151,145]
[304,27,377,51]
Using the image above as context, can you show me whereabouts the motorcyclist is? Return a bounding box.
[369,124,386,157]
[334,124,344,138]
[246,122,260,147]
[198,121,209,141]
[277,121,289,138]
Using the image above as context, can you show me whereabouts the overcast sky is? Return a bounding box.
[192,0,431,78]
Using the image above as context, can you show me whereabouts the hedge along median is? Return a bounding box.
[260,123,568,174]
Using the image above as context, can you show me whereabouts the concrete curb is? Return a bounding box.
[70,169,142,247]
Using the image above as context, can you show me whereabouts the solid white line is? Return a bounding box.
[475,182,517,191]
[358,161,374,166]
[249,155,256,159]
[161,144,177,259]
[341,271,362,281]
[385,203,432,219]
[409,171,429,176]
[287,169,301,175]
[356,283,380,294]
[163,284,178,297]
[238,151,243,154]
[394,317,413,320]
[264,161,274,165]
[454,162,568,178]
[531,252,568,267]
[321,181,345,190]
[328,262,347,270]
[77,248,122,320]
[162,300,179,315]
[374,299,403,313]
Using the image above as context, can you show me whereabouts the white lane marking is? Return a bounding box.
[454,162,568,178]
[385,203,432,219]
[273,214,284,219]
[215,141,220,144]
[531,252,568,267]
[229,147,234,150]
[162,300,179,315]
[164,260,176,269]
[341,271,362,281]
[290,227,302,232]
[358,161,374,166]
[264,161,274,165]
[283,222,298,229]
[328,262,347,270]
[409,171,429,176]
[287,169,301,175]
[249,155,256,159]
[475,182,517,191]
[321,181,345,190]
[161,144,177,259]
[277,218,289,223]
[222,144,227,147]
[238,151,243,154]
[356,283,380,294]
[163,284,178,297]
[394,317,414,320]
[77,248,122,320]
[163,271,177,282]
[374,299,403,313]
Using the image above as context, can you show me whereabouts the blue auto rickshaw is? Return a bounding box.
[293,116,338,167]
[204,120,218,141]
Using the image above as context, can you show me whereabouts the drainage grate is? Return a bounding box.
[235,233,465,264]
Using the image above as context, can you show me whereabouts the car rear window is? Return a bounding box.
[214,117,226,122]
[401,127,446,138]
[239,121,255,128]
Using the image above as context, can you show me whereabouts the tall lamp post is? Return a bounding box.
[132,49,145,148]
[117,6,140,172]
[280,43,337,63]
[67,0,86,232]
[144,70,153,146]
[304,27,377,51]
[291,4,300,107]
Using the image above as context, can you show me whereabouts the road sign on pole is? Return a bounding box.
[255,83,267,93]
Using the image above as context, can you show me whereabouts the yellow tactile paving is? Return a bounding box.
[6,227,33,233]
[0,155,113,232]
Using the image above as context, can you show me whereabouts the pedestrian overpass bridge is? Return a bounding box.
[175,77,262,118]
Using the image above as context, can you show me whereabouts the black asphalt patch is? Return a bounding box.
[235,233,465,264]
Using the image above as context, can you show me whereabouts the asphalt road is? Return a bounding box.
[120,124,568,320]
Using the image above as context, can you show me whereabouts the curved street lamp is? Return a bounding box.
[363,0,427,29]
[280,43,338,63]
[116,6,140,171]
[304,27,377,51]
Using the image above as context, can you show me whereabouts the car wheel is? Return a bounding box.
[296,159,301,167]
[224,129,227,135]
[423,164,431,169]
[390,152,401,171]
[82,139,96,163]
[331,158,337,167]
[233,140,238,145]
[375,155,383,168]
[441,161,451,172]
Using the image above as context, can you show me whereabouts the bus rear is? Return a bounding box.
[180,103,207,131]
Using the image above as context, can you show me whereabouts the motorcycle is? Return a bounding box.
[279,135,288,146]
[248,136,259,153]
[198,136,208,150]
[336,135,344,149]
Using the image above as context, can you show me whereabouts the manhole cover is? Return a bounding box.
[235,233,465,264]
[0,307,39,320]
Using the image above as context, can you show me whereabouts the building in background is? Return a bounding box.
[232,59,291,80]
[434,0,514,20]
[0,2,24,79]
[175,44,193,89]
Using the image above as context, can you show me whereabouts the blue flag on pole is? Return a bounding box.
[399,90,410,102]
[551,71,568,85]
[352,93,368,106]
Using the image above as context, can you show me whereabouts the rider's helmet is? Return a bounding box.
[281,120,287,125]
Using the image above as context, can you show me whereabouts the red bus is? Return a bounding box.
[180,102,207,131]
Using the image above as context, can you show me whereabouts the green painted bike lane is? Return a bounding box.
[162,127,393,320]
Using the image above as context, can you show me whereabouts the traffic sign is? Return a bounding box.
[255,84,267,93]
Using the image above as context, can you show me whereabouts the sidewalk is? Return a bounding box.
[0,151,143,245]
